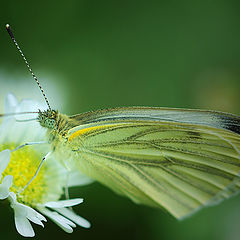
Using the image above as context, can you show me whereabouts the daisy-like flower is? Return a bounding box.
[0,93,92,237]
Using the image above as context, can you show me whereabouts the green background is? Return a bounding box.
[0,1,240,240]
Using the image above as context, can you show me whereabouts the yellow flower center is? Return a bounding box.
[1,144,48,207]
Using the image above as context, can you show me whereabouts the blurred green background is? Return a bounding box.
[0,1,240,240]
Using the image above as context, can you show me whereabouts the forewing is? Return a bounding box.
[70,107,240,134]
[68,108,240,219]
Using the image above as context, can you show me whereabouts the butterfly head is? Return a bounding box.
[38,109,58,129]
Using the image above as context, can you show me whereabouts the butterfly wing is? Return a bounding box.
[67,107,240,219]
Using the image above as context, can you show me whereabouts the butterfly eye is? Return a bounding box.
[45,119,55,129]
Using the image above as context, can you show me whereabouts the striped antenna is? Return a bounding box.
[5,24,52,110]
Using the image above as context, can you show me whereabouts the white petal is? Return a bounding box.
[0,149,11,175]
[0,185,9,199]
[15,203,47,224]
[0,117,17,144]
[8,191,17,203]
[38,207,75,233]
[2,175,13,187]
[68,171,94,187]
[15,99,45,121]
[10,195,47,236]
[13,204,35,237]
[0,175,13,199]
[24,204,47,226]
[55,208,91,228]
[15,214,35,237]
[4,93,18,113]
[33,211,47,223]
[44,198,83,208]
[27,211,47,225]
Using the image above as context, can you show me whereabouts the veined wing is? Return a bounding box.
[70,107,240,134]
[67,108,240,219]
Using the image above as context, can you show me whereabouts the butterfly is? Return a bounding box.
[5,24,240,220]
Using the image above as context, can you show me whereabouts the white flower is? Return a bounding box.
[0,94,91,237]
[7,190,90,237]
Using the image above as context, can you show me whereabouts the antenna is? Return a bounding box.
[5,24,52,110]
[0,111,39,118]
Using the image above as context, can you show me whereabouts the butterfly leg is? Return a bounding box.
[63,167,73,210]
[11,141,47,152]
[17,151,52,195]
[65,170,70,200]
